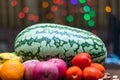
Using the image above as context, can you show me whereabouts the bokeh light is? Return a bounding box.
[88,20,95,27]
[33,15,39,22]
[105,6,112,13]
[66,15,74,22]
[51,5,58,12]
[80,7,85,13]
[84,14,90,21]
[53,0,64,5]
[11,0,17,7]
[9,0,95,28]
[89,10,95,17]
[87,0,94,6]
[70,0,78,5]
[79,0,86,4]
[18,12,25,19]
[28,14,39,22]
[42,1,49,8]
[23,7,29,13]
[28,14,34,21]
[46,13,53,19]
[83,5,90,12]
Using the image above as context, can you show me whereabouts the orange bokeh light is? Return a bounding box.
[42,1,49,8]
[105,6,112,13]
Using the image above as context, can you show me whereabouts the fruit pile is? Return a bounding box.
[66,53,105,80]
[0,52,107,80]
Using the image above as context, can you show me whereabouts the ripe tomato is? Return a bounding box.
[83,67,103,80]
[90,63,105,73]
[77,52,91,59]
[72,53,92,69]
[66,66,83,80]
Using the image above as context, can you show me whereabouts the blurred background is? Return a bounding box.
[0,0,120,65]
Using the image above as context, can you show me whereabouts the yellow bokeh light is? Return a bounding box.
[105,6,112,13]
[42,1,49,8]
[46,13,53,19]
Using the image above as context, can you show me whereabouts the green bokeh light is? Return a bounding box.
[66,15,74,22]
[88,20,95,27]
[83,5,90,12]
[89,10,95,17]
[79,0,86,4]
[84,14,90,21]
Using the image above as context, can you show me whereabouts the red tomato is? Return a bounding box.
[83,67,103,80]
[72,53,92,69]
[66,66,83,80]
[90,63,105,73]
[77,52,91,59]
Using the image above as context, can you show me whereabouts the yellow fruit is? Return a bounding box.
[0,60,24,80]
[0,52,22,64]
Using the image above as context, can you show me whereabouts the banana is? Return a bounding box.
[0,52,22,65]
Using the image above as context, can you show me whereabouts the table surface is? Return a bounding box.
[104,64,120,79]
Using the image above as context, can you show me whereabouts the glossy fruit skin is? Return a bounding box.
[0,52,22,65]
[33,61,59,80]
[90,63,105,73]
[0,60,24,80]
[47,58,67,80]
[23,60,40,80]
[83,67,103,80]
[14,23,107,64]
[72,53,92,69]
[77,52,91,59]
[66,66,83,80]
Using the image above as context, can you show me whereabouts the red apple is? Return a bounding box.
[22,60,40,80]
[48,58,67,80]
[33,61,59,80]
[72,53,92,69]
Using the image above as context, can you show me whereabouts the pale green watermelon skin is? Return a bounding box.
[14,23,107,64]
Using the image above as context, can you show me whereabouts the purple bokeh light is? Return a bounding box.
[70,0,78,5]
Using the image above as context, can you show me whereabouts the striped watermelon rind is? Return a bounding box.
[14,23,107,64]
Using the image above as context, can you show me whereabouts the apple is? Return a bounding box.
[22,60,40,80]
[33,61,59,80]
[47,58,67,80]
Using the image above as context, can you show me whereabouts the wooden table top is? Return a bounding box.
[104,64,120,79]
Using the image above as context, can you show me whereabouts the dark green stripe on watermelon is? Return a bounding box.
[14,23,107,64]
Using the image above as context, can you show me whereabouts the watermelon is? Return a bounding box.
[14,23,107,64]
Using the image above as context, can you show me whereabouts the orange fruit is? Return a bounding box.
[72,53,92,69]
[0,60,24,80]
[66,66,82,80]
[90,63,105,73]
[83,67,103,80]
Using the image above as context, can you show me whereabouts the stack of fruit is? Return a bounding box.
[0,52,106,80]
[66,52,105,80]
[0,23,108,80]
